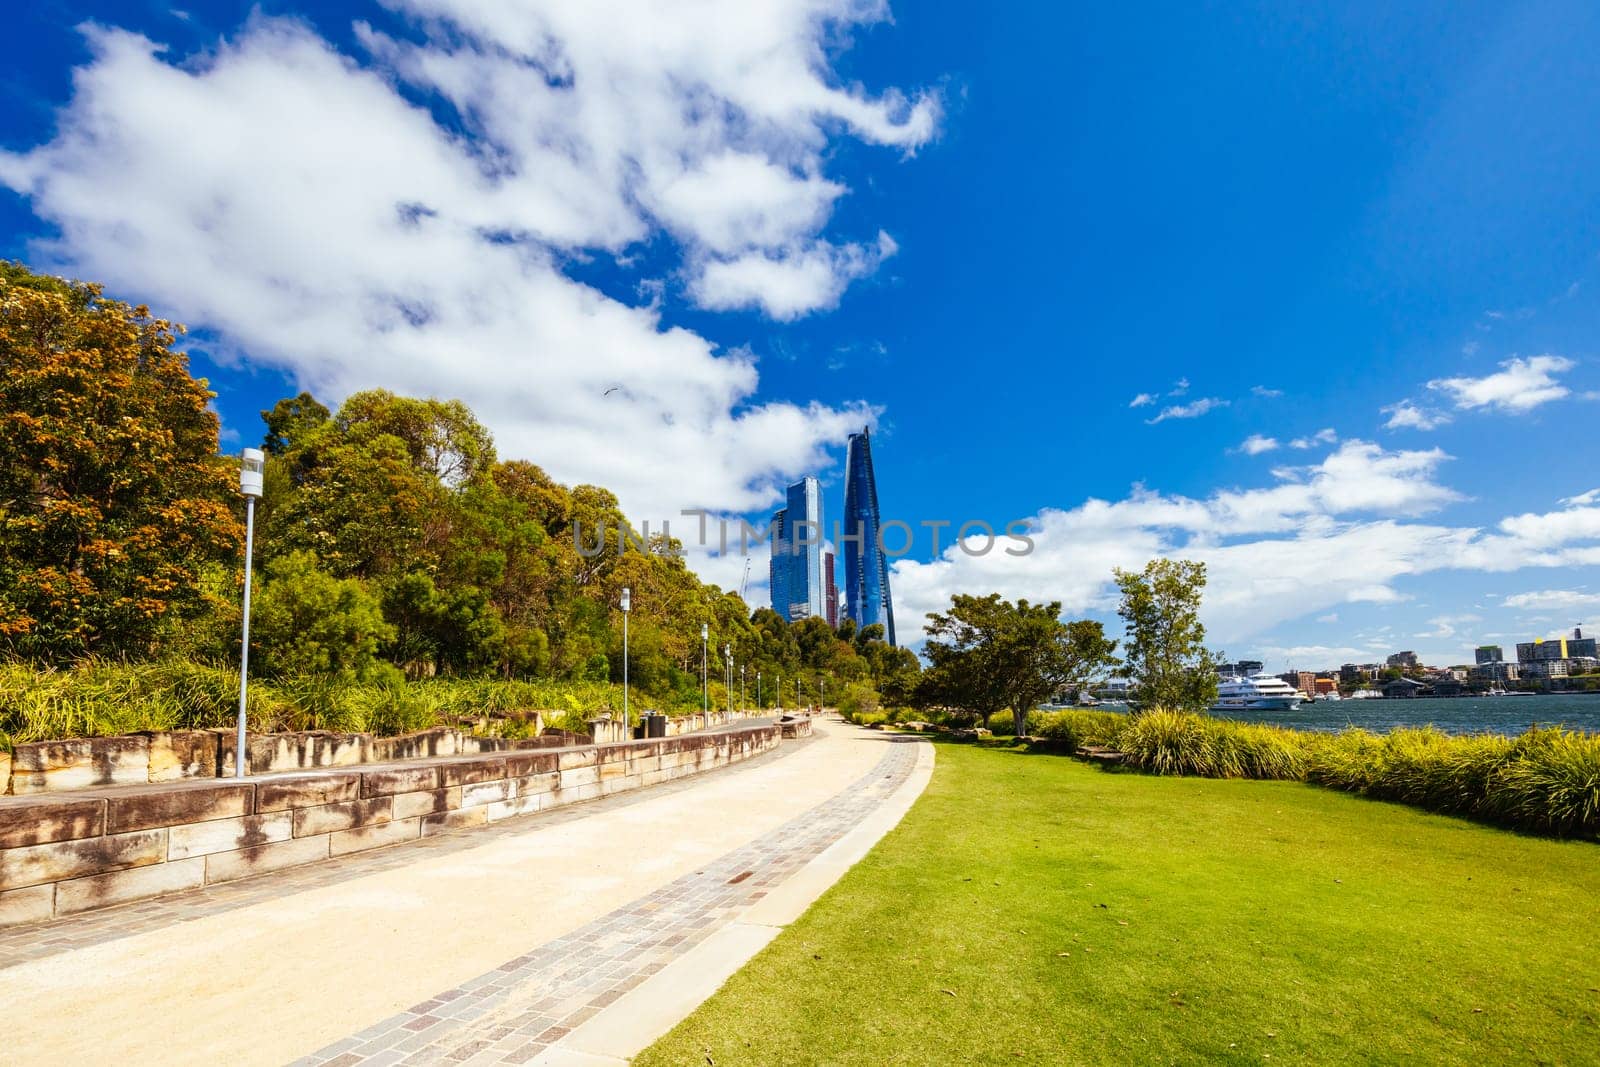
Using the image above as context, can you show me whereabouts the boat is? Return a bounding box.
[1210,674,1304,712]
[1485,686,1535,698]
[1346,689,1382,700]
[1314,691,1342,702]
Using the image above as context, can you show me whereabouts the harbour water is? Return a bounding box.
[1209,694,1600,736]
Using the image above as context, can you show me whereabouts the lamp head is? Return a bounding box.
[701,622,708,640]
[239,448,265,498]
[620,587,631,612]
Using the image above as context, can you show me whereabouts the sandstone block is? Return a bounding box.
[168,812,293,860]
[0,750,10,795]
[55,857,205,915]
[361,764,441,798]
[484,794,542,822]
[253,771,362,812]
[293,797,392,838]
[515,772,559,797]
[206,834,330,885]
[0,794,106,848]
[460,779,514,808]
[558,765,599,789]
[422,808,488,836]
[0,829,166,891]
[104,781,254,833]
[438,755,509,788]
[598,760,627,780]
[504,751,559,777]
[392,788,458,820]
[329,816,420,856]
[557,749,599,771]
[0,885,54,927]
[144,731,220,783]
[10,735,151,794]
[600,776,638,796]
[369,728,461,762]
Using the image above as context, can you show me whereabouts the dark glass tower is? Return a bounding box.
[842,426,895,646]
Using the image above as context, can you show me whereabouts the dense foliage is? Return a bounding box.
[1113,558,1220,713]
[0,264,240,660]
[912,593,1116,731]
[0,264,915,729]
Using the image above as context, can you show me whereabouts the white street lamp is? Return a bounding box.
[700,622,709,721]
[757,671,762,710]
[620,587,631,734]
[723,644,732,714]
[740,664,746,710]
[235,448,264,779]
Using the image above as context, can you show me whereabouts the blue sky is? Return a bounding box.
[4,1,1599,669]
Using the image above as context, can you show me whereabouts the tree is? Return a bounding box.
[919,593,1112,734]
[251,551,394,678]
[0,265,240,660]
[1113,558,1219,713]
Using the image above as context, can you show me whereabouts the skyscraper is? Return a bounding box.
[842,426,896,645]
[768,476,826,623]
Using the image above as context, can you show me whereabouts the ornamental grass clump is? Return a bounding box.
[1115,709,1243,777]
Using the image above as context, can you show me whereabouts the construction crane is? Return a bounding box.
[738,558,752,601]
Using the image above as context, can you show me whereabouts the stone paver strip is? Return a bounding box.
[292,735,923,1066]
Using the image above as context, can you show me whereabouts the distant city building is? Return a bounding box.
[1475,645,1504,665]
[768,476,826,624]
[824,550,839,629]
[1515,628,1598,680]
[1470,661,1519,683]
[1339,663,1380,683]
[1383,676,1428,698]
[1219,660,1264,677]
[1387,651,1420,669]
[841,426,896,646]
[1313,677,1338,696]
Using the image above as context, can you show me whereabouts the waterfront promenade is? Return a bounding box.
[0,719,932,1065]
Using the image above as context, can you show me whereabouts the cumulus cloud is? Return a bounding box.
[0,3,938,522]
[1251,385,1284,398]
[1428,355,1575,413]
[1500,590,1600,612]
[891,441,1600,646]
[1383,400,1451,430]
[1129,392,1157,408]
[1146,397,1227,424]
[1233,434,1279,455]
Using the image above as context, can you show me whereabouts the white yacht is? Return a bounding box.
[1211,674,1304,712]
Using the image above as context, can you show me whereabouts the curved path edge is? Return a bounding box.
[541,733,936,1066]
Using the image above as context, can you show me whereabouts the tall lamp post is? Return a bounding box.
[620,587,631,734]
[757,671,762,710]
[700,623,709,723]
[235,448,264,779]
[740,665,746,710]
[723,644,732,713]
[818,673,825,712]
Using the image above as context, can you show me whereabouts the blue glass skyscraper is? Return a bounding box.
[768,476,826,623]
[842,426,896,646]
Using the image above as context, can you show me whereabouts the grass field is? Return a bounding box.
[637,740,1600,1066]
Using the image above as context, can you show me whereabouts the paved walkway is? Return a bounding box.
[0,720,932,1065]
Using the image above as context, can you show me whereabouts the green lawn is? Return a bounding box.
[638,740,1600,1066]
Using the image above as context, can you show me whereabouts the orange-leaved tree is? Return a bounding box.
[0,263,240,661]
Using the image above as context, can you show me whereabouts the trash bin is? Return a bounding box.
[646,711,667,738]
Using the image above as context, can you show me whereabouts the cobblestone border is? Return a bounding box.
[295,736,923,1066]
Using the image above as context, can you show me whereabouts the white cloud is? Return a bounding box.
[1129,392,1157,408]
[1562,489,1600,507]
[0,5,938,523]
[1382,400,1451,431]
[1168,377,1190,397]
[1501,590,1600,612]
[1233,434,1279,456]
[1288,427,1337,450]
[1316,612,1339,624]
[1146,397,1227,424]
[1428,355,1575,413]
[690,232,896,319]
[1251,385,1283,398]
[891,442,1600,647]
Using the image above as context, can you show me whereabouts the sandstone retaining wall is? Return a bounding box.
[0,724,780,927]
